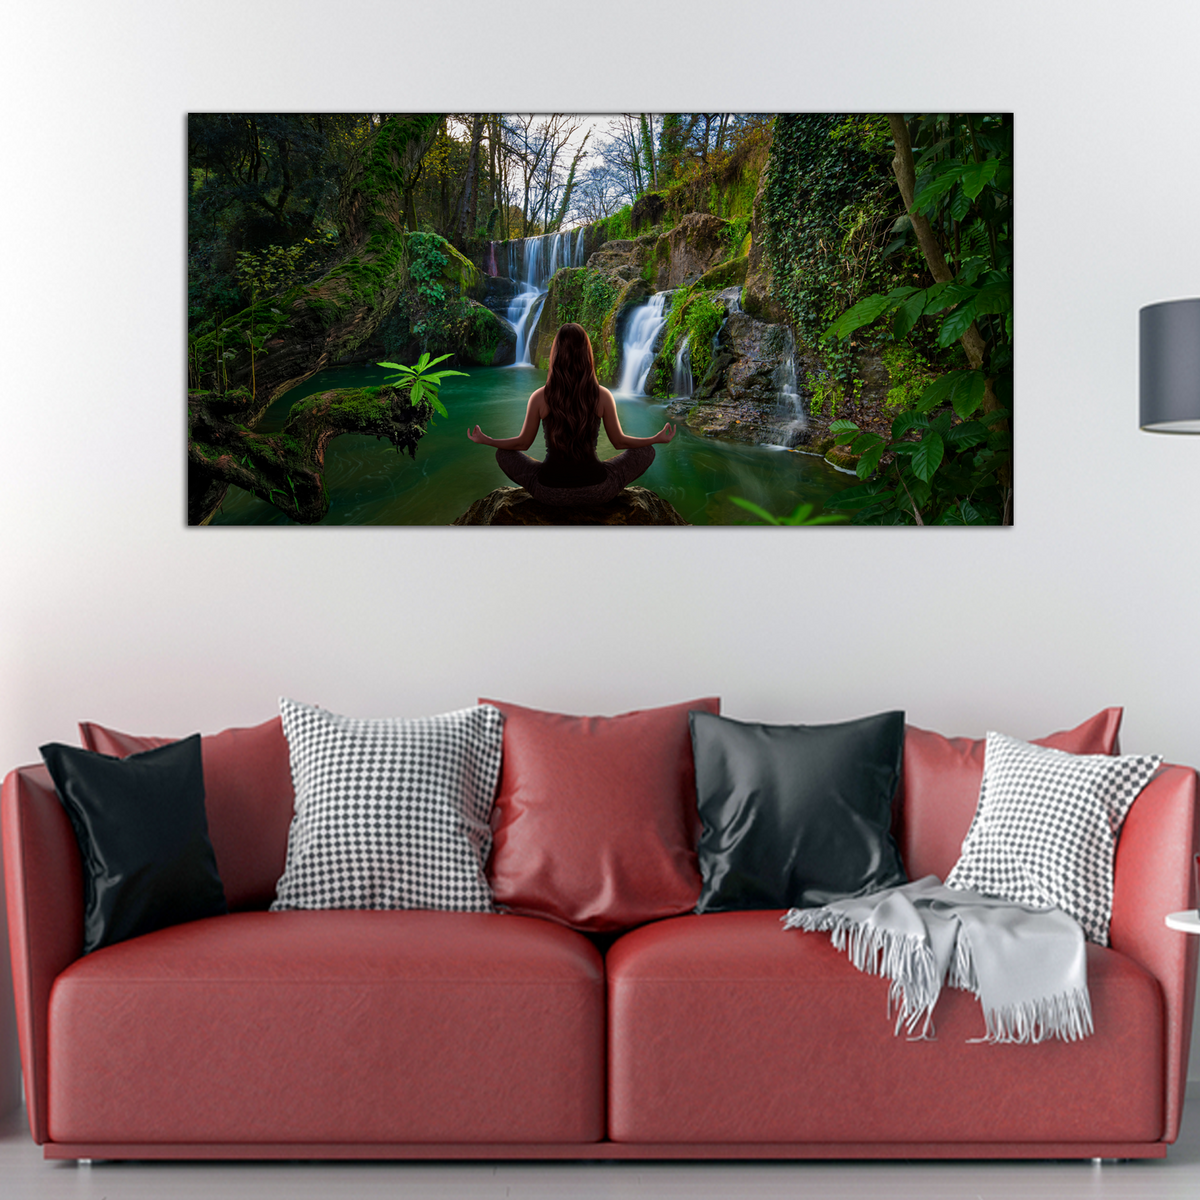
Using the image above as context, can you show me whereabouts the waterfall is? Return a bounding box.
[673,334,693,398]
[500,230,583,366]
[573,226,588,266]
[504,236,547,366]
[617,293,669,395]
[774,327,807,446]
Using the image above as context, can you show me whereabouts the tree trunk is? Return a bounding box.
[886,114,988,373]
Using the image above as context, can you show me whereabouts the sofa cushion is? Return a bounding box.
[78,717,293,911]
[946,732,1162,945]
[691,710,907,911]
[47,910,605,1144]
[482,697,719,932]
[272,699,504,913]
[606,910,1164,1145]
[897,708,1124,882]
[39,737,227,953]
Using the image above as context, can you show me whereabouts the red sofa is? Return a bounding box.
[2,710,1198,1161]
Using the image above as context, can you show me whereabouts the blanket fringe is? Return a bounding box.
[971,989,1094,1045]
[782,908,938,1039]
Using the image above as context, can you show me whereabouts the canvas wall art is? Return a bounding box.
[187,113,1012,526]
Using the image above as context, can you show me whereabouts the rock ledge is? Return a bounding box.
[453,486,689,526]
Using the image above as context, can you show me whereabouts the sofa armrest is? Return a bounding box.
[1109,763,1199,1144]
[2,765,84,1144]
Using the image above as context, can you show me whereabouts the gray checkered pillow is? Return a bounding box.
[946,731,1161,945]
[271,699,504,912]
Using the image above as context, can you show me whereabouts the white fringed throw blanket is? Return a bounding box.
[783,875,1093,1044]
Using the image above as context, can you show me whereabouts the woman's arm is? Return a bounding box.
[468,390,544,451]
[599,388,677,449]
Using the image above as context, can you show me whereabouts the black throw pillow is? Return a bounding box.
[40,735,228,953]
[691,710,907,912]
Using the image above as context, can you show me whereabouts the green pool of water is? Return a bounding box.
[208,363,857,526]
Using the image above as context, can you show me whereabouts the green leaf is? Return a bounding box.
[823,481,892,510]
[823,293,899,341]
[944,420,987,449]
[911,431,945,483]
[937,299,979,348]
[428,395,449,418]
[951,370,987,419]
[959,159,1000,201]
[915,372,963,412]
[829,419,860,435]
[913,163,966,211]
[949,186,971,222]
[891,411,929,439]
[892,290,931,341]
[856,440,886,479]
[973,283,1012,315]
[850,432,884,456]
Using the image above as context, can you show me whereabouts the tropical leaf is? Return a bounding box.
[911,431,945,483]
[959,159,1000,201]
[823,293,899,341]
[950,370,987,419]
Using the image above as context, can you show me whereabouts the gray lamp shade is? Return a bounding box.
[1140,298,1200,433]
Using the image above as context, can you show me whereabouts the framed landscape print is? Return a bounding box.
[187,113,1012,527]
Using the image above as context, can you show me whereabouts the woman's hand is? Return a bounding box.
[467,425,495,446]
[652,422,677,445]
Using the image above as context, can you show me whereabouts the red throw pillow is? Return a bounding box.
[896,707,1124,881]
[482,698,720,932]
[78,717,295,911]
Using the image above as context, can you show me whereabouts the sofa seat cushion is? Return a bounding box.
[607,911,1164,1145]
[48,910,604,1145]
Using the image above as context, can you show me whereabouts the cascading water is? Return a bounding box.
[501,228,583,365]
[773,327,807,446]
[673,335,693,398]
[617,293,669,395]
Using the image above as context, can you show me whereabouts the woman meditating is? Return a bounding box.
[467,322,675,505]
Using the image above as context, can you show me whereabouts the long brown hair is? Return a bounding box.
[543,323,601,459]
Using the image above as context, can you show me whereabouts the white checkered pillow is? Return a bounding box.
[271,699,504,912]
[946,731,1161,945]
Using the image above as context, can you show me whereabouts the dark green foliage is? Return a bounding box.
[653,288,725,394]
[760,114,915,385]
[188,114,372,332]
[818,114,1013,525]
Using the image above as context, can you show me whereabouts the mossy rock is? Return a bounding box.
[440,241,481,297]
[453,485,688,526]
[460,300,516,366]
[696,255,749,291]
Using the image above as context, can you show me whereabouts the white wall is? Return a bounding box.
[3,0,1200,1116]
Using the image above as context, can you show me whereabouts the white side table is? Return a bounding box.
[1165,911,1200,934]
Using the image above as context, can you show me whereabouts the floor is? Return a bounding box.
[5,1096,1200,1200]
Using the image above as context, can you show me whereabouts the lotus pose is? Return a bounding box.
[467,323,675,505]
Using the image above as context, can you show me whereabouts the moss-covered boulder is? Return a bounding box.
[440,241,481,298]
[530,267,620,368]
[696,254,749,291]
[453,485,688,526]
[670,289,805,446]
[460,300,516,366]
